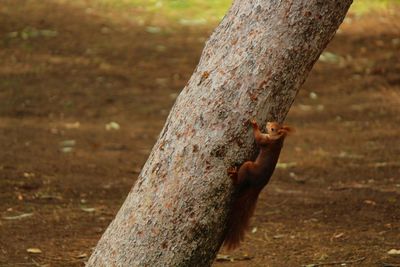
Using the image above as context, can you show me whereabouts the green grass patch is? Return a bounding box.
[350,0,399,15]
[70,0,399,25]
[92,0,232,24]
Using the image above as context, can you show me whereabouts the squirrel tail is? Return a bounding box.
[223,188,260,250]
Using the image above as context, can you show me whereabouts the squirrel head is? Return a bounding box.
[266,122,281,136]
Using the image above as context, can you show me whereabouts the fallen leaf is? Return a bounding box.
[298,104,312,111]
[276,162,297,169]
[64,122,80,129]
[80,207,96,213]
[105,122,120,131]
[60,140,76,147]
[319,51,341,63]
[364,200,376,206]
[27,248,42,254]
[61,147,73,153]
[273,234,285,239]
[3,213,34,220]
[179,18,207,26]
[333,232,345,239]
[75,253,88,259]
[337,151,364,159]
[309,92,318,100]
[388,249,400,255]
[216,254,252,262]
[23,172,35,178]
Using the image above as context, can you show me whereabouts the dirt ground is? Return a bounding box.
[1,1,399,266]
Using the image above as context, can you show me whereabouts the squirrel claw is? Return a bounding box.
[227,166,239,183]
[227,166,238,176]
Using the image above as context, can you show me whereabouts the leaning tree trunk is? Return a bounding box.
[88,1,352,266]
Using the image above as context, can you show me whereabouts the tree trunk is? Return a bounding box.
[87,1,352,266]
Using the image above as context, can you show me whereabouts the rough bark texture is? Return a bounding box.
[87,1,352,266]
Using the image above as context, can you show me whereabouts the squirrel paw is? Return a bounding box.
[249,119,257,126]
[227,166,238,175]
[227,166,239,183]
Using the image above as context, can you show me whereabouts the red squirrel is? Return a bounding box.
[224,119,292,249]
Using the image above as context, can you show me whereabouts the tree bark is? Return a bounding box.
[87,1,352,266]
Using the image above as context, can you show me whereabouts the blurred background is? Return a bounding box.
[0,0,399,266]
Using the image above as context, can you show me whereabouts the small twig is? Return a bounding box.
[302,257,366,267]
[37,255,86,263]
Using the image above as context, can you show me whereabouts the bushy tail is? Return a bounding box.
[224,188,260,250]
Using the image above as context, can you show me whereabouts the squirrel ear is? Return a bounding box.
[282,126,295,134]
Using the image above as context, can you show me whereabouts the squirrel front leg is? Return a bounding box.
[228,162,254,186]
[227,166,239,184]
[250,119,271,145]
